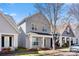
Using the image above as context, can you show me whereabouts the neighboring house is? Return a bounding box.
[59,23,76,47]
[18,13,53,49]
[0,12,19,51]
[74,24,79,44]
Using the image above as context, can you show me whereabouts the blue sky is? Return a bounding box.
[0,3,37,23]
[0,3,78,25]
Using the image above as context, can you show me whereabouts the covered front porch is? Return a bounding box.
[28,32,54,49]
[0,33,18,51]
[59,36,76,48]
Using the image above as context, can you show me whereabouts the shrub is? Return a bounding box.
[39,48,50,50]
[15,47,27,51]
[27,48,38,51]
[2,48,11,53]
[62,43,69,47]
[27,48,50,51]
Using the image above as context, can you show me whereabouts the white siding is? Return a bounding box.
[25,14,51,48]
[18,22,26,48]
[20,22,26,34]
[0,13,18,51]
[13,34,18,48]
[26,35,30,48]
[45,38,51,48]
[18,13,51,48]
[26,13,50,34]
[0,15,18,34]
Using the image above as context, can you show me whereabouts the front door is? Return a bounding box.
[1,36,13,48]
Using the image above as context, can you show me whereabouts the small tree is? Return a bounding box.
[34,3,64,50]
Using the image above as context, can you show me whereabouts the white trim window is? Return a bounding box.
[76,38,78,44]
[32,24,37,31]
[32,37,39,46]
[42,26,47,32]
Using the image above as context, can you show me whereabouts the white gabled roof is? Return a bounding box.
[57,23,77,36]
[62,24,75,37]
[18,13,51,27]
[0,12,19,33]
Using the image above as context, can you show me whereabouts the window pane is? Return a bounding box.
[2,36,4,47]
[32,38,38,45]
[42,27,47,32]
[9,37,12,47]
[32,24,34,30]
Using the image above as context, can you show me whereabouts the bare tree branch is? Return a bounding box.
[69,4,79,21]
[34,3,64,33]
[34,3,64,50]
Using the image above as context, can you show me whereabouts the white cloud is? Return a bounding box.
[0,8,3,12]
[4,12,8,14]
[8,3,15,5]
[10,13,16,17]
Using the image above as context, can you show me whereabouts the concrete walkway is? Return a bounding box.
[38,48,79,56]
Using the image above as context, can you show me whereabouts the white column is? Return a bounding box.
[52,37,55,50]
[4,36,10,48]
[7,36,9,48]
[73,38,75,44]
[65,37,67,43]
[11,36,15,51]
[69,37,71,48]
[29,35,32,49]
[13,34,18,50]
[42,37,44,48]
[59,36,63,47]
[4,36,9,48]
[0,34,1,51]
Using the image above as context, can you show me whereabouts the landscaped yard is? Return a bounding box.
[0,48,51,56]
[0,47,79,56]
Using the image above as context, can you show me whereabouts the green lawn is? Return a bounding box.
[16,53,48,56]
[14,47,51,56]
